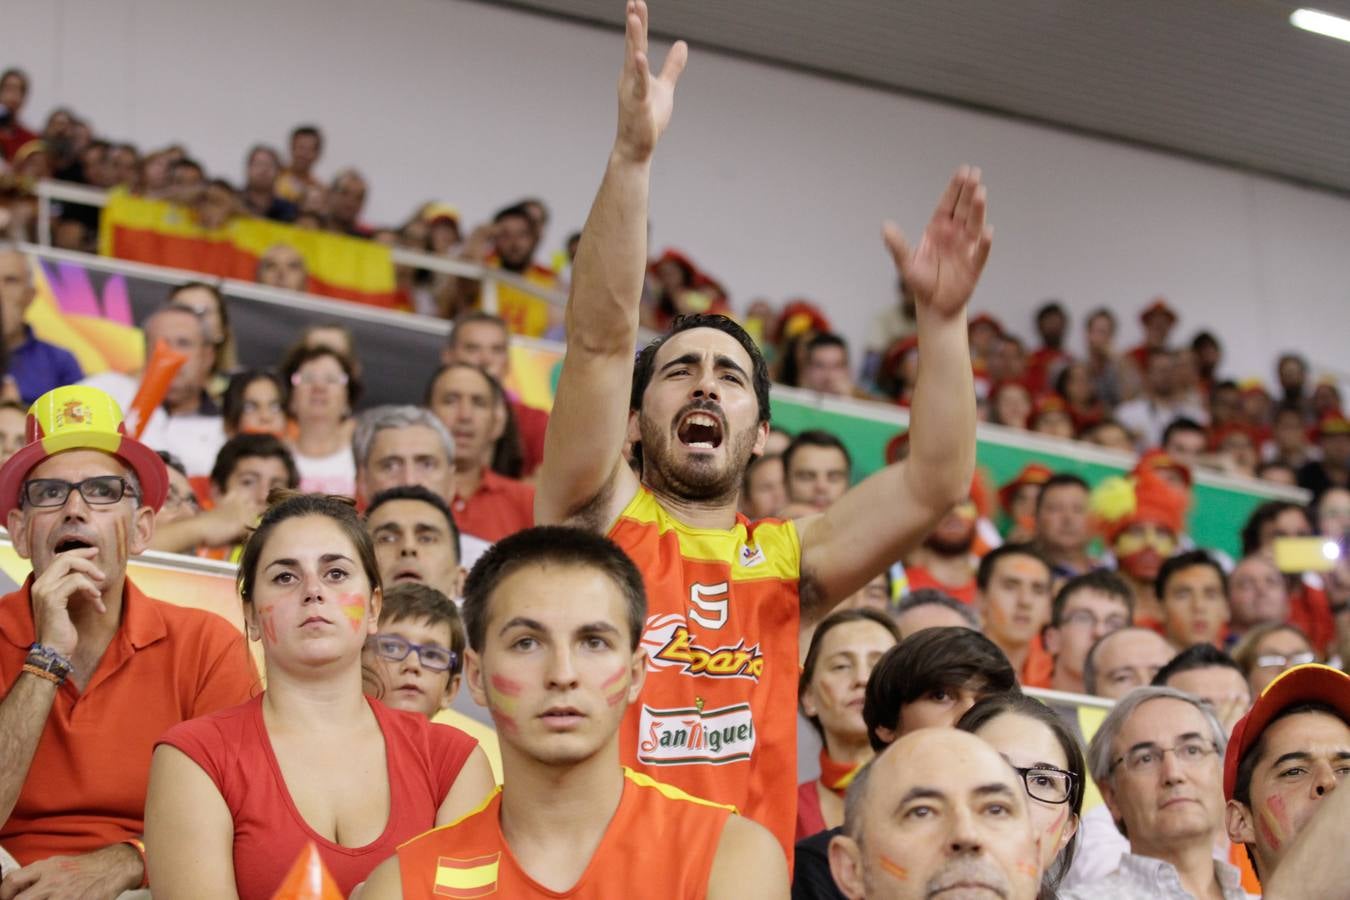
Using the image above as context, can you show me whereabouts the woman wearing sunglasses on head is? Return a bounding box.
[144,492,494,899]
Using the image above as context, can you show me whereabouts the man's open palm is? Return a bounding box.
[883,166,993,319]
[614,0,688,163]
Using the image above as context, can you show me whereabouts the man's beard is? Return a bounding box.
[638,411,756,505]
[925,523,976,557]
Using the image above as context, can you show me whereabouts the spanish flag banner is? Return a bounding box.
[97,189,400,309]
[433,852,500,898]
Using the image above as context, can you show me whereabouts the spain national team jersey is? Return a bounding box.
[608,487,802,858]
[482,259,560,338]
[395,767,732,898]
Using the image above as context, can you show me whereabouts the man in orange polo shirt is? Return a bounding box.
[0,386,255,898]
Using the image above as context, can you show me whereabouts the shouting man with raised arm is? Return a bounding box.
[535,1,990,858]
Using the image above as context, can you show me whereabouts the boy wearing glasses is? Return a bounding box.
[364,583,466,719]
[363,582,503,781]
[0,386,255,897]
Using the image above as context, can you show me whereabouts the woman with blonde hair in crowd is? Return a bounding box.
[145,492,493,898]
[795,608,901,840]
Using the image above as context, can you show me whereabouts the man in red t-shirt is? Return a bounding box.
[0,386,255,897]
[441,311,549,477]
[426,364,534,544]
[536,0,988,859]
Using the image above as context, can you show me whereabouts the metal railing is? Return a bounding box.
[32,179,569,311]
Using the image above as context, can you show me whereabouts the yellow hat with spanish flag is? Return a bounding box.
[0,385,168,520]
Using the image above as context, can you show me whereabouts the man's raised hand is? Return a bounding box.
[882,166,993,320]
[614,0,688,164]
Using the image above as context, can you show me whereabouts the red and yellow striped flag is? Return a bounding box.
[432,852,501,898]
[97,189,400,309]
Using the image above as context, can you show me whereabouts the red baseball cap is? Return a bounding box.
[1139,297,1178,324]
[1223,663,1350,801]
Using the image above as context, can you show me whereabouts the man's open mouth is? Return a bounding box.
[677,411,724,449]
[54,538,94,554]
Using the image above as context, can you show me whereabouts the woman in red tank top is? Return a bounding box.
[795,608,900,840]
[144,492,495,899]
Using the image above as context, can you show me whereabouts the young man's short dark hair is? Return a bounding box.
[209,433,299,494]
[462,526,646,653]
[975,542,1051,592]
[1050,570,1135,627]
[379,582,466,676]
[365,485,462,564]
[1152,642,1242,688]
[893,589,979,628]
[861,626,1018,752]
[1034,473,1090,514]
[448,311,508,346]
[1035,300,1066,324]
[1162,416,1206,449]
[492,202,535,230]
[804,332,848,360]
[290,124,323,147]
[630,313,772,427]
[781,429,852,480]
[1155,549,1228,601]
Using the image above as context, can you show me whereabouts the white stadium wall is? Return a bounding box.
[4,0,1348,383]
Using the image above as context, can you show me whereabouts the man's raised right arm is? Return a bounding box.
[535,0,687,528]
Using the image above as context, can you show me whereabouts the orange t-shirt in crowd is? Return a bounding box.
[482,258,560,339]
[0,577,257,865]
[1019,635,1055,689]
[608,487,802,859]
[452,470,535,544]
[904,564,978,605]
[395,768,732,899]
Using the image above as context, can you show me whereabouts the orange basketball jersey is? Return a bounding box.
[395,767,732,898]
[608,487,802,859]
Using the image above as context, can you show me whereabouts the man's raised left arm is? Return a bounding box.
[797,167,989,625]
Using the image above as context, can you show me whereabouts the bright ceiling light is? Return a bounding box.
[1291,8,1350,43]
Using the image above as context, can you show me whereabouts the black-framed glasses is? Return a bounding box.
[1010,764,1076,804]
[1109,738,1219,775]
[22,476,136,509]
[365,634,457,672]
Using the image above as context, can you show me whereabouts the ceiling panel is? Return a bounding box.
[488,0,1350,194]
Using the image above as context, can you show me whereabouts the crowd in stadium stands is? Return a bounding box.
[1,3,1349,897]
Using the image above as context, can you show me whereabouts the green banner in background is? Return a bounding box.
[770,386,1306,559]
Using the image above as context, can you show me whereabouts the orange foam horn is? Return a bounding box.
[126,338,187,439]
[270,842,343,900]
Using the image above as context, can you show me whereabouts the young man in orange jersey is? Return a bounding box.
[535,0,989,857]
[360,526,788,899]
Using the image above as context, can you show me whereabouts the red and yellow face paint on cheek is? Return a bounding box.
[600,668,629,708]
[336,592,366,634]
[487,674,523,733]
[256,604,279,645]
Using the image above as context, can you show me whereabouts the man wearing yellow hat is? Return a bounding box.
[0,385,256,898]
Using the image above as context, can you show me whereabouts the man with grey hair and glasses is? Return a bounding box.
[1061,686,1249,900]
